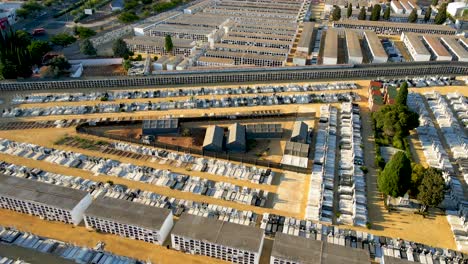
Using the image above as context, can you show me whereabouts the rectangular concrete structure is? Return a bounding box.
[246,123,283,139]
[291,121,308,143]
[441,37,468,62]
[284,141,310,157]
[363,31,388,63]
[203,125,224,152]
[227,123,246,152]
[422,35,452,61]
[171,214,264,264]
[297,22,315,54]
[401,33,431,61]
[323,29,338,65]
[84,196,173,245]
[142,118,179,135]
[0,175,92,226]
[333,20,457,35]
[270,233,371,264]
[125,36,196,56]
[345,30,363,64]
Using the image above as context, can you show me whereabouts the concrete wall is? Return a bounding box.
[69,58,123,66]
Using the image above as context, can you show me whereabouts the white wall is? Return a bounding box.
[70,194,93,226]
[158,212,174,245]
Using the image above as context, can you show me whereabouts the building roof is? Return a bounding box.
[228,123,246,145]
[399,0,413,12]
[404,33,430,56]
[272,233,371,264]
[324,29,338,59]
[373,94,384,105]
[125,36,195,49]
[391,0,403,10]
[172,214,264,252]
[345,30,363,59]
[198,56,235,65]
[441,37,468,60]
[222,35,292,46]
[0,175,88,210]
[423,35,451,57]
[166,13,229,27]
[364,31,387,59]
[284,141,310,157]
[297,22,315,51]
[246,123,283,133]
[291,121,308,140]
[386,86,397,99]
[143,119,178,129]
[203,125,224,149]
[150,23,215,36]
[334,20,456,32]
[214,43,289,56]
[85,196,171,230]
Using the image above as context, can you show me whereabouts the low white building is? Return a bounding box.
[0,175,92,226]
[363,31,388,63]
[84,197,173,245]
[172,214,264,264]
[441,37,468,62]
[391,0,404,14]
[401,32,431,61]
[346,30,363,64]
[323,29,338,65]
[422,35,452,61]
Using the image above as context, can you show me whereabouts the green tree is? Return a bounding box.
[50,33,76,47]
[372,104,419,139]
[48,55,70,71]
[396,81,408,105]
[15,8,29,18]
[0,28,33,79]
[332,5,341,21]
[80,39,97,56]
[370,4,381,21]
[378,152,412,197]
[112,38,132,58]
[409,163,425,196]
[15,30,32,46]
[434,3,447,24]
[165,35,173,52]
[122,59,132,71]
[73,26,96,39]
[424,7,432,22]
[118,11,139,23]
[417,167,445,212]
[431,0,438,6]
[347,4,353,18]
[16,0,44,18]
[408,9,418,23]
[43,55,70,78]
[383,6,391,20]
[358,6,367,20]
[0,60,17,79]
[124,0,139,10]
[27,40,52,65]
